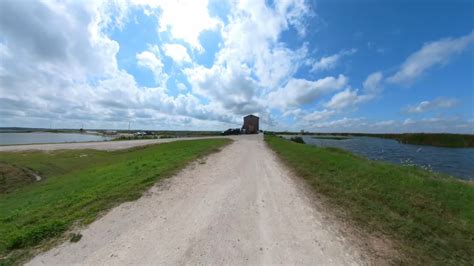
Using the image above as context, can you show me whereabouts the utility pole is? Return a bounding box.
[128,121,131,134]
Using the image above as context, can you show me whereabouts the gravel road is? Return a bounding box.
[27,134,364,265]
[0,136,226,152]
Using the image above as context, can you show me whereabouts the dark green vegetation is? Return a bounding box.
[312,136,351,140]
[266,131,474,148]
[265,135,474,264]
[380,133,474,148]
[290,136,305,144]
[0,139,230,264]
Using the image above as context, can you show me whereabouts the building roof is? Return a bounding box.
[244,114,259,119]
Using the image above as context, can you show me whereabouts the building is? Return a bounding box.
[242,114,259,134]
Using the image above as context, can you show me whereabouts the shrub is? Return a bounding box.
[290,136,305,144]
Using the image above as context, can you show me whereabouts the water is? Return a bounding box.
[0,132,113,145]
[287,136,474,180]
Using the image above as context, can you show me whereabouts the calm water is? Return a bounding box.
[0,132,113,145]
[286,136,474,180]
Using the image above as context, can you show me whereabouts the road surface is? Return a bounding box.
[0,136,227,152]
[27,134,365,265]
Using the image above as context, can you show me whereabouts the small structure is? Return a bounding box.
[242,114,259,134]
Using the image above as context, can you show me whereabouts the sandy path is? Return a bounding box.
[0,136,228,152]
[27,134,364,265]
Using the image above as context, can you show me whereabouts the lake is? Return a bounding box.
[286,135,474,180]
[0,132,113,145]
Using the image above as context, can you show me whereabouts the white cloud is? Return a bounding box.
[324,88,372,110]
[313,117,365,130]
[298,117,474,134]
[0,0,241,130]
[185,62,264,116]
[136,47,167,84]
[388,31,474,84]
[374,120,396,127]
[302,109,335,122]
[311,49,356,72]
[404,97,458,113]
[267,74,348,110]
[162,43,191,64]
[0,0,119,82]
[2,0,470,134]
[133,0,221,51]
[176,83,188,92]
[363,71,383,94]
[182,0,313,126]
[214,0,312,89]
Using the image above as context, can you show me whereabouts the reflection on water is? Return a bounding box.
[287,136,474,180]
[0,132,113,145]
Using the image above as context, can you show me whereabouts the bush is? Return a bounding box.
[290,136,305,144]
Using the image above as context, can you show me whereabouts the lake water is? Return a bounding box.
[0,132,113,145]
[286,136,474,180]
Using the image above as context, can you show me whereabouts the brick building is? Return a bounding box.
[242,114,259,134]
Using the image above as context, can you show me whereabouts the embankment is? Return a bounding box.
[265,135,474,264]
[0,138,230,264]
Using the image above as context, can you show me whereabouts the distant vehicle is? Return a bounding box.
[221,128,241,135]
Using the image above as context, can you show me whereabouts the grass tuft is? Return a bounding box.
[69,233,82,243]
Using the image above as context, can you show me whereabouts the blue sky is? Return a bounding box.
[0,0,473,132]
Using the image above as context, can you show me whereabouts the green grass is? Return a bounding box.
[265,135,474,265]
[0,138,230,264]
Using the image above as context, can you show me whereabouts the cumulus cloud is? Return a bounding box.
[324,88,372,110]
[363,71,383,94]
[302,109,336,122]
[212,0,312,89]
[136,48,167,84]
[0,0,238,130]
[185,62,263,116]
[387,31,474,84]
[267,75,348,110]
[311,49,357,72]
[183,0,314,125]
[1,0,469,133]
[133,0,221,51]
[162,43,191,64]
[0,0,313,130]
[0,0,119,83]
[299,117,474,134]
[404,98,458,113]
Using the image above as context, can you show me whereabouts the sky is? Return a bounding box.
[0,0,473,133]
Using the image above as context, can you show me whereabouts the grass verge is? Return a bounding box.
[265,135,473,264]
[0,138,230,264]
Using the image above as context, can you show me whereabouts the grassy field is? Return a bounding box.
[265,135,474,264]
[0,138,230,264]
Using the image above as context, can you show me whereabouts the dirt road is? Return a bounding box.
[27,134,364,265]
[0,136,227,152]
